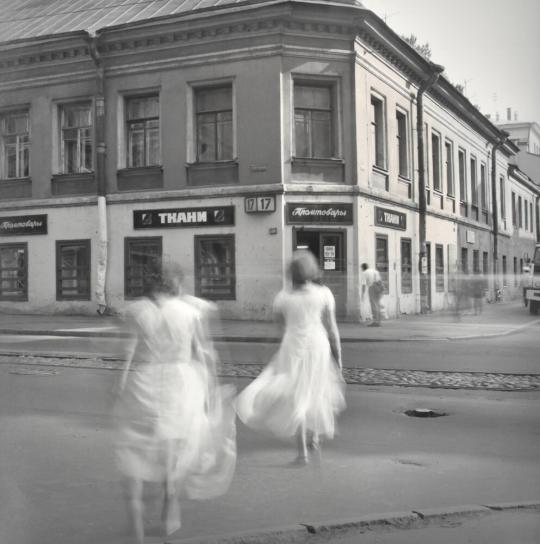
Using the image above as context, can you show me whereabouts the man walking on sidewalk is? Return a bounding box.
[361,263,384,327]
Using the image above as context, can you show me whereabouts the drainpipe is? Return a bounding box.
[86,32,109,315]
[490,135,505,300]
[416,63,444,313]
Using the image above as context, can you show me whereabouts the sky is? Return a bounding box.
[364,0,540,125]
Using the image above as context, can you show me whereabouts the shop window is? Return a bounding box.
[400,238,412,294]
[1,110,30,179]
[375,234,389,293]
[59,103,93,174]
[435,244,444,291]
[461,247,468,274]
[470,156,478,220]
[513,257,518,286]
[370,94,387,170]
[445,139,454,197]
[0,243,27,300]
[294,83,334,159]
[56,240,90,300]
[126,95,160,168]
[396,109,409,178]
[195,85,233,162]
[458,148,467,216]
[482,251,489,276]
[473,249,480,275]
[431,131,442,192]
[195,235,235,300]
[502,255,507,286]
[125,237,162,298]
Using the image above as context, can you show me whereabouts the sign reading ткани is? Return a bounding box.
[286,203,353,224]
[374,206,406,230]
[0,214,47,236]
[134,206,235,229]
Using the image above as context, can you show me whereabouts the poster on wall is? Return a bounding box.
[0,214,47,236]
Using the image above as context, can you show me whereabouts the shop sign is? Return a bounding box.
[286,203,353,225]
[245,195,276,214]
[134,206,235,229]
[0,214,47,236]
[374,207,406,230]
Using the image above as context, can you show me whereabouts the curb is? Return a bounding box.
[167,501,540,543]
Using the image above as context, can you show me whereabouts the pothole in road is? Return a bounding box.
[404,408,447,418]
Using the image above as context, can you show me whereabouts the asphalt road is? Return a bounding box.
[0,359,539,544]
[1,323,539,373]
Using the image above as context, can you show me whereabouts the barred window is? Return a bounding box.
[195,235,235,300]
[56,240,91,300]
[0,243,27,300]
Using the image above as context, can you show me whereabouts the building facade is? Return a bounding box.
[0,0,538,319]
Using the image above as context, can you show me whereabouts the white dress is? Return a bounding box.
[115,296,236,499]
[236,283,346,440]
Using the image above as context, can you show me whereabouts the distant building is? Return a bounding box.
[0,0,538,318]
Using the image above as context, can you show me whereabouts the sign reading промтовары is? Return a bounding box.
[286,203,353,224]
[0,214,48,236]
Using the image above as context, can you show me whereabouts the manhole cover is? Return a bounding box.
[404,408,447,418]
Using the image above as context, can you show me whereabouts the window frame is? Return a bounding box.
[1,109,30,180]
[0,242,28,301]
[518,195,523,228]
[194,234,236,300]
[293,78,339,160]
[124,236,162,299]
[375,233,389,294]
[499,176,506,222]
[396,108,410,179]
[445,139,454,197]
[58,101,93,175]
[56,239,91,301]
[458,148,467,216]
[435,244,445,292]
[124,94,161,169]
[511,192,516,226]
[370,93,387,171]
[400,237,413,294]
[431,130,442,193]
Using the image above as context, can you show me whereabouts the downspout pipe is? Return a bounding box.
[416,62,444,313]
[490,135,506,299]
[86,32,109,315]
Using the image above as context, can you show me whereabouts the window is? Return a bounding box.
[518,196,523,228]
[525,200,529,231]
[396,109,409,178]
[461,247,468,274]
[1,110,29,179]
[483,251,489,275]
[370,95,386,169]
[60,103,92,174]
[195,235,235,300]
[511,192,516,226]
[125,237,162,298]
[458,148,467,215]
[530,202,534,232]
[0,243,27,300]
[502,255,507,286]
[375,235,389,293]
[126,95,160,168]
[470,156,478,216]
[56,240,90,300]
[196,85,233,162]
[435,244,444,291]
[445,140,454,196]
[400,238,412,293]
[500,176,506,221]
[431,131,442,192]
[480,163,488,217]
[513,257,518,286]
[473,249,480,274]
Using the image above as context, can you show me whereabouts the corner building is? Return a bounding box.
[0,0,535,319]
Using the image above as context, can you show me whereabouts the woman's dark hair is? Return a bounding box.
[289,249,321,287]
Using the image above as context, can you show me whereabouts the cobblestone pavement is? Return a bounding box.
[1,354,539,392]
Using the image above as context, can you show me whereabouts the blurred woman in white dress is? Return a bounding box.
[236,250,345,465]
[113,263,236,543]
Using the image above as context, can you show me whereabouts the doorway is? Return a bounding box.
[293,228,347,318]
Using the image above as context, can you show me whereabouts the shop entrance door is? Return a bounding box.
[294,229,347,318]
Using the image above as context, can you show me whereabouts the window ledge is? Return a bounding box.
[118,166,163,175]
[397,175,411,183]
[371,165,388,175]
[292,157,344,165]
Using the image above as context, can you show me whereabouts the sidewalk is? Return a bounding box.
[0,299,538,343]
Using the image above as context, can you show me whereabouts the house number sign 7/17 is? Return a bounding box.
[244,195,276,213]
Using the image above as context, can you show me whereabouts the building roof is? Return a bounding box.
[0,0,363,44]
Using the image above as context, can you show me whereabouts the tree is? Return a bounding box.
[401,33,432,60]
